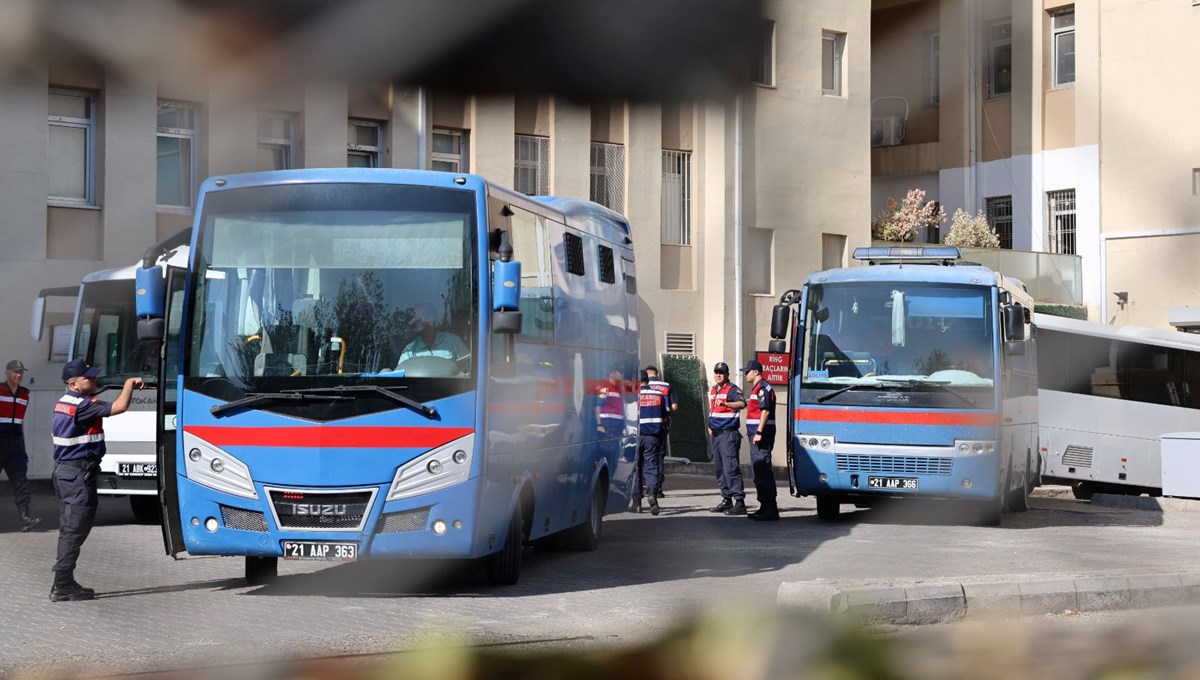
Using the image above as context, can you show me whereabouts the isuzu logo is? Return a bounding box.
[285,503,349,516]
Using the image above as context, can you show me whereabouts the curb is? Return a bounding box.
[1090,493,1200,513]
[777,572,1200,625]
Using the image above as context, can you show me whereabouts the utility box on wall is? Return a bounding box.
[1161,432,1200,499]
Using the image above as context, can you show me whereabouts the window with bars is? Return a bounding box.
[985,196,1014,249]
[661,149,692,245]
[514,134,550,195]
[432,128,468,172]
[48,89,95,205]
[258,112,295,170]
[157,100,197,208]
[590,141,625,212]
[347,119,382,168]
[1051,8,1075,88]
[598,245,615,284]
[989,20,1013,98]
[1047,189,1076,255]
[564,232,585,276]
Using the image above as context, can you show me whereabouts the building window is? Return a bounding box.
[590,141,625,212]
[661,149,692,245]
[752,19,775,86]
[988,20,1013,98]
[347,119,381,168]
[1047,189,1076,255]
[48,88,94,205]
[928,32,940,107]
[431,128,468,172]
[514,134,550,195]
[156,100,197,208]
[822,31,845,96]
[1051,8,1076,88]
[258,112,295,170]
[985,196,1014,249]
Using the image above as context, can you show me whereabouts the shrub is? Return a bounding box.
[942,209,1000,249]
[871,188,946,242]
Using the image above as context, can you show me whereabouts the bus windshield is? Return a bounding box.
[186,183,477,404]
[75,278,156,388]
[801,282,996,404]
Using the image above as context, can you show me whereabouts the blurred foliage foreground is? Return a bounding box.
[14,606,1200,680]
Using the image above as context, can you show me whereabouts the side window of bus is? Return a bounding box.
[508,206,554,342]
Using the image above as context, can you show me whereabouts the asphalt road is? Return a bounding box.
[1,475,1199,675]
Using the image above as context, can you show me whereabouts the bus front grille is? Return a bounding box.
[836,454,953,476]
[220,505,269,532]
[269,490,373,530]
[1061,445,1094,468]
[378,508,431,534]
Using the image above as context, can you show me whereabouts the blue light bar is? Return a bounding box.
[852,246,961,262]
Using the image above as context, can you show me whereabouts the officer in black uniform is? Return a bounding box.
[741,360,779,521]
[707,362,747,515]
[49,359,143,602]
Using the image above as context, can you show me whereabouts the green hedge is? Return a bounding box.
[660,354,710,462]
[1035,304,1088,320]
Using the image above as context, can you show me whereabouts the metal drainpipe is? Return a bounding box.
[734,92,744,375]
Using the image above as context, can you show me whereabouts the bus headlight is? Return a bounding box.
[955,440,996,455]
[388,433,476,502]
[182,432,258,499]
[798,434,836,452]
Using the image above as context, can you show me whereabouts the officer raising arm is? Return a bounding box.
[707,362,748,516]
[49,359,144,602]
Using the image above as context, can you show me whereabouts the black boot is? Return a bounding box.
[628,497,643,514]
[748,504,780,521]
[655,489,665,499]
[709,498,733,513]
[648,495,660,516]
[49,571,94,602]
[723,499,747,516]
[18,508,41,533]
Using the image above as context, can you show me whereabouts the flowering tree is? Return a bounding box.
[942,208,1001,249]
[871,188,946,242]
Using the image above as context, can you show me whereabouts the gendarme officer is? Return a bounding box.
[707,362,747,515]
[1,359,40,532]
[50,359,143,602]
[742,360,779,521]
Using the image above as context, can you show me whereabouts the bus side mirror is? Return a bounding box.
[30,297,46,341]
[768,339,786,353]
[1004,340,1026,357]
[136,265,166,341]
[1003,304,1026,342]
[770,305,790,340]
[491,231,522,335]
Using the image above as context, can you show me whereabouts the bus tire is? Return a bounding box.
[563,480,606,551]
[978,494,1003,527]
[485,506,524,585]
[1008,458,1030,513]
[1072,482,1096,501]
[245,556,278,586]
[816,496,840,521]
[130,495,161,522]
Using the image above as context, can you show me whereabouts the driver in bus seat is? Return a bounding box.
[396,303,469,367]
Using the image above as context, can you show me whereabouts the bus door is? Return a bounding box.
[157,266,186,557]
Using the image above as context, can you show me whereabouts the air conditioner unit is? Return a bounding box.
[871,116,904,148]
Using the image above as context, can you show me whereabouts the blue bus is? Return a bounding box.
[135,169,640,585]
[767,246,1037,526]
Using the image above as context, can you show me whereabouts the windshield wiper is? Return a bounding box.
[284,385,439,420]
[816,383,876,403]
[211,391,352,416]
[875,378,976,407]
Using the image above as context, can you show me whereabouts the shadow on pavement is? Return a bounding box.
[822,495,1163,529]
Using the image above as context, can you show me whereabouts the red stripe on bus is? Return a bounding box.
[183,426,474,449]
[793,408,997,427]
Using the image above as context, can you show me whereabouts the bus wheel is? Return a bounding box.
[978,495,1003,527]
[1072,482,1097,501]
[485,506,524,585]
[245,556,278,586]
[816,496,840,521]
[130,495,161,522]
[1007,459,1030,513]
[563,481,606,551]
